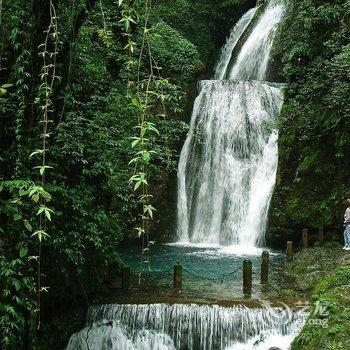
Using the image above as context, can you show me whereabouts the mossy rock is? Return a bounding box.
[291,265,350,350]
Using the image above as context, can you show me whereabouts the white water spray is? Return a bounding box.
[177,0,285,248]
[228,2,285,80]
[66,303,305,350]
[214,8,256,79]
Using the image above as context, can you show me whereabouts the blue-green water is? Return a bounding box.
[119,243,286,300]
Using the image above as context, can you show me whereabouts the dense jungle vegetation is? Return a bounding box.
[0,0,251,348]
[0,0,349,349]
[270,0,350,243]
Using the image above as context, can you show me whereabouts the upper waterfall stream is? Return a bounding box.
[177,0,285,248]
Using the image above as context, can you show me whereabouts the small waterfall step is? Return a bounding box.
[66,303,306,350]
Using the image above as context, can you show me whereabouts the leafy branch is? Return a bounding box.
[31,0,60,330]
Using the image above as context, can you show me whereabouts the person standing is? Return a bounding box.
[343,199,350,250]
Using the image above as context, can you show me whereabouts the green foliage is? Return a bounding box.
[150,21,203,85]
[0,0,254,347]
[151,0,246,69]
[292,266,350,350]
[0,180,38,348]
[0,256,37,349]
[269,0,350,236]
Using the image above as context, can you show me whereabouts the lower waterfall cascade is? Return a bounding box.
[176,0,285,248]
[66,303,306,350]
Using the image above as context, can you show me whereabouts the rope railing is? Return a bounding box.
[124,257,288,295]
[181,265,243,283]
[122,229,321,295]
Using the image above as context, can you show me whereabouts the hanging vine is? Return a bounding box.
[119,0,182,281]
[1,0,186,346]
[29,0,59,329]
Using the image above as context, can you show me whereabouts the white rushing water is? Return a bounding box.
[177,0,285,248]
[66,303,306,350]
[228,2,285,81]
[214,8,256,79]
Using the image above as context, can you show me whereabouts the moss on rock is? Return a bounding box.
[286,248,350,350]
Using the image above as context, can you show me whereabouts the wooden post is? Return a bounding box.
[122,266,131,291]
[302,229,308,248]
[286,241,293,261]
[319,228,324,246]
[173,261,182,289]
[261,250,269,284]
[243,260,252,295]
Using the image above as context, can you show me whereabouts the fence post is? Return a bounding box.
[302,228,309,248]
[243,260,252,295]
[174,261,182,289]
[261,250,269,284]
[318,228,324,246]
[286,241,293,261]
[122,266,131,291]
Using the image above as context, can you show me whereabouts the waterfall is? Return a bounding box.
[214,8,256,80]
[66,303,306,350]
[227,2,285,81]
[64,4,302,350]
[176,0,285,247]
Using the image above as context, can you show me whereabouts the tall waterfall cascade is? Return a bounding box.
[177,0,285,247]
[66,303,306,350]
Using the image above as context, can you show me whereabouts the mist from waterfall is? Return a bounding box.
[176,0,285,248]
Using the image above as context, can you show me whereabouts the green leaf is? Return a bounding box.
[12,279,21,291]
[131,97,140,108]
[41,191,52,202]
[33,165,53,175]
[19,247,28,258]
[32,193,39,203]
[128,157,139,165]
[29,149,44,159]
[19,189,29,196]
[144,204,156,219]
[134,181,142,191]
[36,206,45,215]
[44,208,52,221]
[131,138,140,148]
[31,230,50,242]
[134,227,145,237]
[24,220,33,232]
[29,186,41,197]
[36,206,54,221]
[13,213,22,221]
